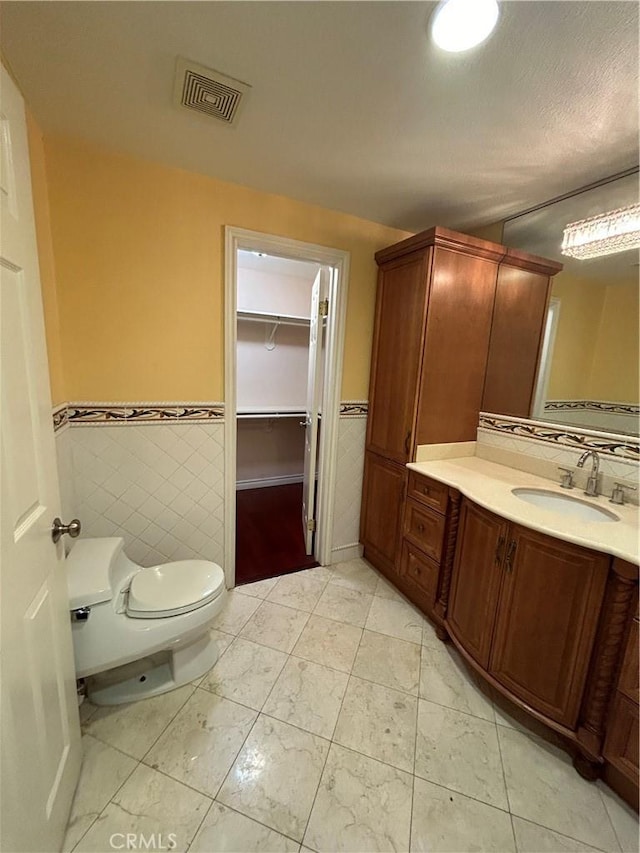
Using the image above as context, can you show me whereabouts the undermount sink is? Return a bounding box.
[511,488,620,523]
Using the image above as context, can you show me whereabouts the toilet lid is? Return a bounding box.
[127,560,225,619]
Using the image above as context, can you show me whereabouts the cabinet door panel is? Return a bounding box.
[604,694,639,787]
[490,526,609,728]
[416,247,498,445]
[367,251,430,462]
[482,264,550,417]
[447,500,507,668]
[361,452,406,575]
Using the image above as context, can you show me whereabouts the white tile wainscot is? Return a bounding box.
[477,412,639,506]
[58,422,225,567]
[54,400,368,571]
[331,406,367,562]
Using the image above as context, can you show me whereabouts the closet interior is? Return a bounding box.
[235,250,322,584]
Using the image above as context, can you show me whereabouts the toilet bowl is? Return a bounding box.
[66,537,226,705]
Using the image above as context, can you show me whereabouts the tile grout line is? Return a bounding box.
[493,711,517,851]
[297,604,370,850]
[68,754,141,852]
[408,634,424,853]
[596,785,627,853]
[193,799,304,851]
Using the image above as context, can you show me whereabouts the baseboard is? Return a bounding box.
[236,474,304,491]
[330,542,363,563]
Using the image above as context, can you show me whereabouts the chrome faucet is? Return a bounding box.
[576,450,600,497]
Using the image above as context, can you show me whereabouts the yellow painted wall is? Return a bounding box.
[548,271,639,403]
[26,112,66,405]
[589,279,639,403]
[548,272,605,399]
[43,135,410,402]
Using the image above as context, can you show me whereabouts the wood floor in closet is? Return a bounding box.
[235,483,318,585]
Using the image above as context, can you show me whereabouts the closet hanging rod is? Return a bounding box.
[237,310,310,327]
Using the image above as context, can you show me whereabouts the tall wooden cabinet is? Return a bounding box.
[361,227,561,578]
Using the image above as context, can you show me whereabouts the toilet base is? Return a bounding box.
[87,630,220,705]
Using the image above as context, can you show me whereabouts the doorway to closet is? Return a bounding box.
[224,228,350,589]
[235,251,326,583]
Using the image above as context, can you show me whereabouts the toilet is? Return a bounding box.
[66,537,226,705]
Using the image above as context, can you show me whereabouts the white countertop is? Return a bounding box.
[407,457,640,565]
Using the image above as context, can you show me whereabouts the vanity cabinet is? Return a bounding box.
[446,500,507,668]
[360,451,406,576]
[396,471,460,622]
[448,497,610,728]
[360,226,561,578]
[603,599,639,801]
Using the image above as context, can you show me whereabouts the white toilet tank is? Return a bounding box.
[66,537,137,609]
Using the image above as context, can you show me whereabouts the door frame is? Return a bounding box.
[224,226,350,587]
[532,296,560,419]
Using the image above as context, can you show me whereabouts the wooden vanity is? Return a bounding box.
[372,463,640,808]
[360,225,639,808]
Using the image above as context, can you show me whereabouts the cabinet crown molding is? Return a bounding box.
[375,225,563,276]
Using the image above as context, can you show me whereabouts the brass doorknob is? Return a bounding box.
[51,517,81,544]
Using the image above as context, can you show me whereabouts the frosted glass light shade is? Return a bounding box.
[431,0,500,53]
[561,204,640,259]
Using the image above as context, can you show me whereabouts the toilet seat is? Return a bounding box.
[127,560,225,619]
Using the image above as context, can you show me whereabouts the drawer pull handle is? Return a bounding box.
[417,523,425,533]
[495,535,505,567]
[505,540,517,573]
[422,487,430,495]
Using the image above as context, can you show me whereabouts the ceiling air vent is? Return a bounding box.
[174,58,250,126]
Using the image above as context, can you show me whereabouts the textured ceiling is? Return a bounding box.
[1,1,638,232]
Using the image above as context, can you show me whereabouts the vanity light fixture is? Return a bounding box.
[430,0,500,53]
[561,203,640,259]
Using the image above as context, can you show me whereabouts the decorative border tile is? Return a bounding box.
[544,400,640,416]
[52,404,69,433]
[479,412,639,461]
[67,404,131,425]
[339,400,368,418]
[56,402,225,428]
[54,399,364,429]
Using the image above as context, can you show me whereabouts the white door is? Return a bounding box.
[302,268,329,554]
[0,65,81,851]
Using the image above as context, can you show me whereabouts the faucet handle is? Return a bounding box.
[557,467,574,489]
[610,482,637,506]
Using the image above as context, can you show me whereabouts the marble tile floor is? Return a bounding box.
[66,558,638,853]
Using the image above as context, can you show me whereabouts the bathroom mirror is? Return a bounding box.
[501,170,639,436]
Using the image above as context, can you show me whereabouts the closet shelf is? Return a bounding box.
[237,408,306,420]
[237,310,310,327]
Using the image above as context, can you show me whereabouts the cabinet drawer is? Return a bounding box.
[407,471,449,514]
[604,693,639,786]
[400,539,439,607]
[403,500,445,563]
[619,619,639,704]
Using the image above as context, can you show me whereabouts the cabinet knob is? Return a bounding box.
[417,523,425,533]
[422,486,430,495]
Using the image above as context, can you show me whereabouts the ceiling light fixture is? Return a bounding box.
[431,0,500,53]
[561,204,640,259]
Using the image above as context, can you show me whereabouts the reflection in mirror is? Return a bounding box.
[502,170,639,436]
